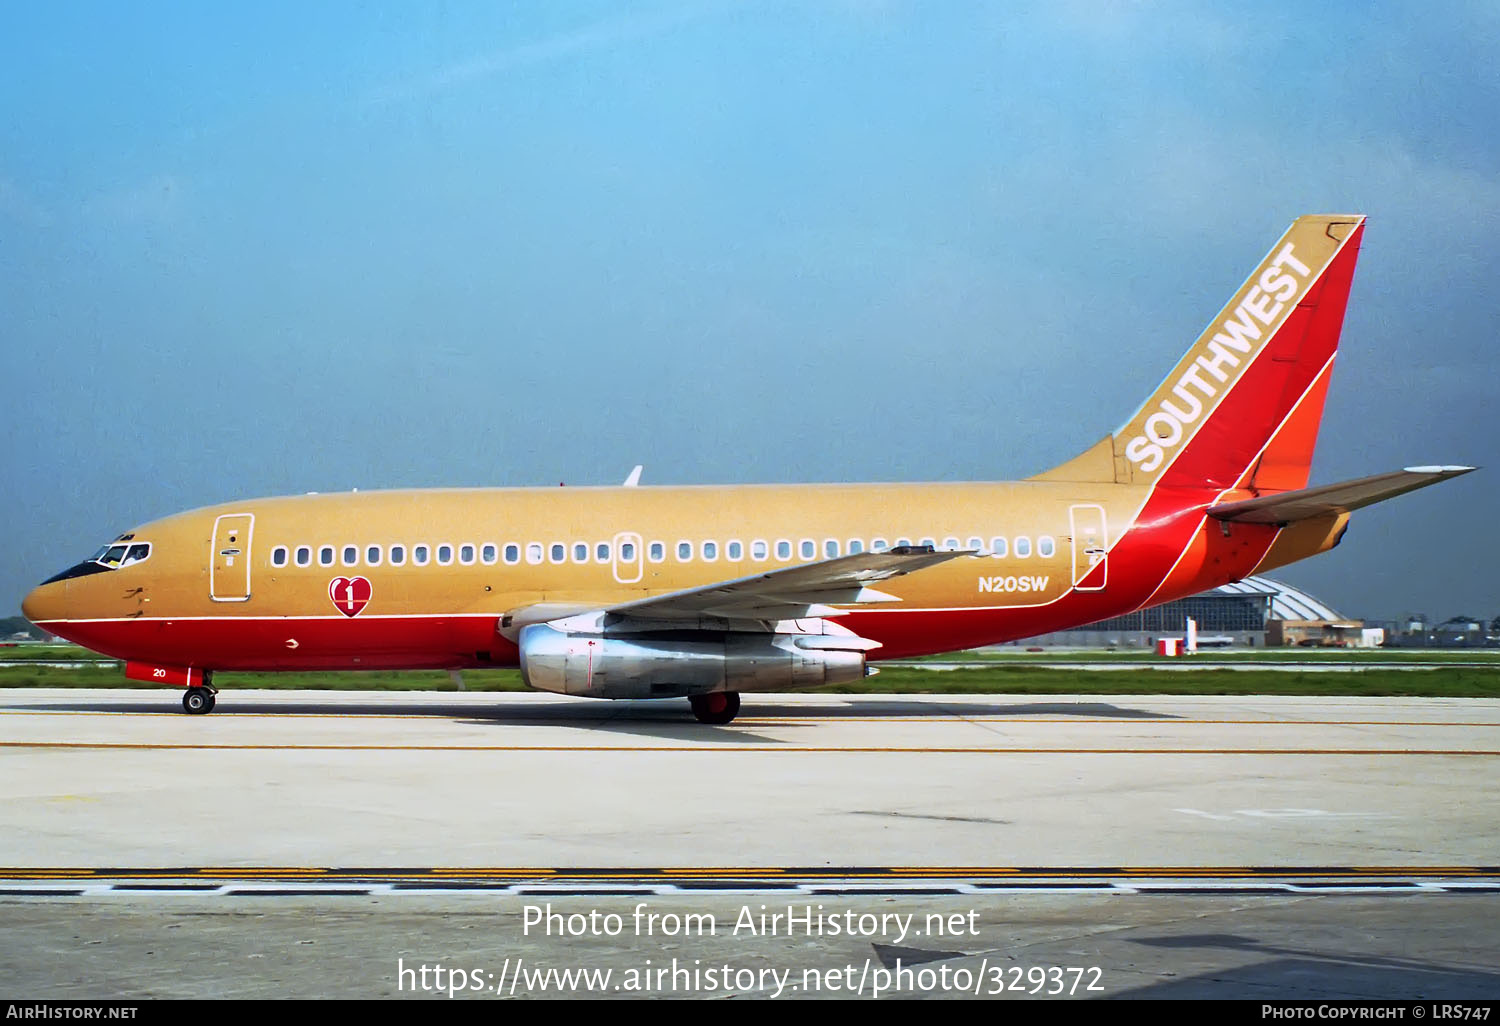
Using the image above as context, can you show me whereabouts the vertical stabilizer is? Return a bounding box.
[1034,215,1365,489]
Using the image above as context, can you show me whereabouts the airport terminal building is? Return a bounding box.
[1014,576,1353,649]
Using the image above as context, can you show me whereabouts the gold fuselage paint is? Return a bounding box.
[43,480,1156,623]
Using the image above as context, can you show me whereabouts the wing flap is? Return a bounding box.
[605,546,973,621]
[1207,466,1475,524]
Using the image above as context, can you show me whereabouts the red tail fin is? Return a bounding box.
[1036,215,1365,489]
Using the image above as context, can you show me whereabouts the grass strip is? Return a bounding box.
[2,664,1498,697]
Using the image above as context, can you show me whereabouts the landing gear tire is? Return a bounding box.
[690,691,740,725]
[183,687,216,715]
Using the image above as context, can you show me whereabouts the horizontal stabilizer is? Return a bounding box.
[1207,466,1475,524]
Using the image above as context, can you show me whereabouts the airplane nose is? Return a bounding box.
[21,582,61,626]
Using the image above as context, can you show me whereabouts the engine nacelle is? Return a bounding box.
[518,623,871,699]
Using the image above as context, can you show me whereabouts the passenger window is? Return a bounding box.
[895,538,912,549]
[503,544,519,565]
[1015,536,1032,558]
[702,541,717,561]
[621,541,636,561]
[548,543,564,564]
[319,546,334,567]
[271,546,288,568]
[295,546,312,567]
[389,545,406,566]
[342,545,358,567]
[573,542,589,563]
[799,540,815,559]
[414,545,431,566]
[990,537,1008,558]
[437,544,454,565]
[775,540,791,560]
[481,544,497,565]
[677,541,692,561]
[596,542,611,563]
[1038,536,1056,557]
[751,540,768,560]
[525,543,542,565]
[871,538,888,552]
[943,537,960,551]
[366,545,382,566]
[847,539,864,554]
[727,540,743,561]
[649,541,665,562]
[824,539,839,558]
[459,544,475,565]
[920,537,936,549]
[967,537,983,551]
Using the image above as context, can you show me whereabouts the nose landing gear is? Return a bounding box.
[182,680,218,715]
[689,691,740,725]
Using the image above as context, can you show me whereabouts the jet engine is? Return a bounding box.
[517,619,876,699]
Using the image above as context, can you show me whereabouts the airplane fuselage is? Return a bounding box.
[22,478,1341,673]
[23,214,1469,723]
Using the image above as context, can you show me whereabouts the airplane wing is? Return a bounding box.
[1207,466,1475,525]
[604,546,974,621]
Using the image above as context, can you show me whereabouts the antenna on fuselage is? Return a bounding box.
[623,465,643,487]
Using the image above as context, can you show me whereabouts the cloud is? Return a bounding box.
[371,3,725,104]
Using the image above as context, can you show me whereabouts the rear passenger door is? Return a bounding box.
[1068,504,1107,591]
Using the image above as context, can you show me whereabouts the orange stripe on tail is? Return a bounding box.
[1240,355,1337,492]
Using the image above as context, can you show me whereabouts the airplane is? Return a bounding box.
[21,214,1474,724]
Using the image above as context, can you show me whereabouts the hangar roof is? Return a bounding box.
[1214,576,1345,622]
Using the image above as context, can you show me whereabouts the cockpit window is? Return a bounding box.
[97,542,150,568]
[42,539,153,584]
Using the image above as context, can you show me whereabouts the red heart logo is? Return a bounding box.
[328,576,373,617]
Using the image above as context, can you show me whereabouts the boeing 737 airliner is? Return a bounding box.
[22,215,1473,722]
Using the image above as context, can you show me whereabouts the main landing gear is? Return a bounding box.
[182,683,217,715]
[689,691,740,725]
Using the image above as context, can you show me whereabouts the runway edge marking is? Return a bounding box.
[3,865,1499,898]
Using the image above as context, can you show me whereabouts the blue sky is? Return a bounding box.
[2,1,1496,622]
